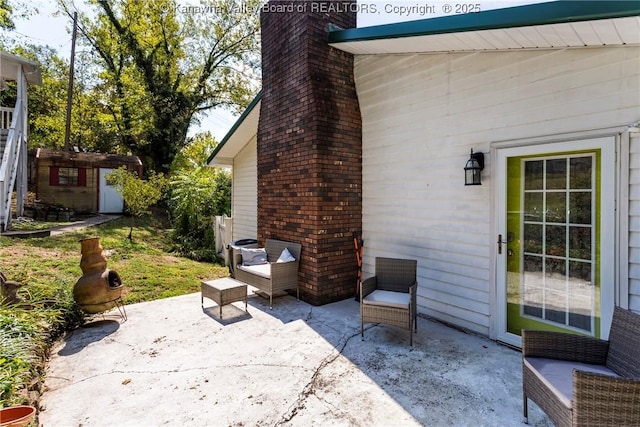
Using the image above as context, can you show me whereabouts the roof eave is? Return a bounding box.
[328,1,640,44]
[207,91,262,165]
[0,51,43,85]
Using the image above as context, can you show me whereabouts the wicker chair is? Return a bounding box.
[522,306,640,426]
[360,257,418,346]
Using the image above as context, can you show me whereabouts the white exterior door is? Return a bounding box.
[495,137,616,347]
[99,168,124,213]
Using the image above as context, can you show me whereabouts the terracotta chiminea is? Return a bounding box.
[73,237,125,318]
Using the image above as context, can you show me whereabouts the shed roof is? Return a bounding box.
[0,51,43,86]
[36,149,142,168]
[328,1,640,54]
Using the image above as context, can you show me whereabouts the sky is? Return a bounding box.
[7,0,548,140]
[357,0,549,26]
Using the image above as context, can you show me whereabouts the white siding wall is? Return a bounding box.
[629,131,640,312]
[232,135,258,240]
[355,46,640,335]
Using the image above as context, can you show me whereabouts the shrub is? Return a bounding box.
[167,167,231,261]
[105,168,169,241]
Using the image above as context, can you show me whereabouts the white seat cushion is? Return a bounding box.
[237,263,271,279]
[524,357,619,408]
[363,290,410,309]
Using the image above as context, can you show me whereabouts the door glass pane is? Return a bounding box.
[523,255,543,318]
[570,192,591,224]
[546,159,567,189]
[545,290,567,323]
[569,227,591,260]
[523,224,542,253]
[545,258,566,291]
[569,260,591,282]
[524,192,543,222]
[545,225,566,257]
[524,160,543,190]
[570,157,592,189]
[568,260,593,330]
[546,192,566,223]
[507,153,596,336]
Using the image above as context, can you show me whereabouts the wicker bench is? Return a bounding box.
[522,306,640,426]
[234,239,301,309]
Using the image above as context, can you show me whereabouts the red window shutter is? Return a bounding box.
[49,167,59,186]
[78,168,87,187]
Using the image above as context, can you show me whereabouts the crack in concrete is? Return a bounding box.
[315,393,361,425]
[52,363,312,387]
[274,328,362,426]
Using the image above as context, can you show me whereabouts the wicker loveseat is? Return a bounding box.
[234,239,301,309]
[522,306,640,426]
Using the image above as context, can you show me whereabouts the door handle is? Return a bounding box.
[497,234,506,254]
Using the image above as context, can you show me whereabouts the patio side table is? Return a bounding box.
[201,277,248,317]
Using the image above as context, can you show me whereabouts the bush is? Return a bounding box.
[167,167,231,261]
[105,168,169,241]
[0,281,83,407]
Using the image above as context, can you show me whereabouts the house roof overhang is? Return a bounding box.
[0,51,43,86]
[207,92,262,166]
[328,1,640,54]
[207,2,640,164]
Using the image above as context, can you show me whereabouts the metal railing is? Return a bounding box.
[0,107,12,130]
[0,69,26,232]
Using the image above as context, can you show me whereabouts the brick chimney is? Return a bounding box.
[258,1,362,305]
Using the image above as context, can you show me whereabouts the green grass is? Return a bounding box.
[0,212,229,408]
[8,219,69,231]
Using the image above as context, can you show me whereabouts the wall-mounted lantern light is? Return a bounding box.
[464,149,484,186]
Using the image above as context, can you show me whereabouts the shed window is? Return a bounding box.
[49,167,87,187]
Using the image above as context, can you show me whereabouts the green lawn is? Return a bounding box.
[0,213,229,408]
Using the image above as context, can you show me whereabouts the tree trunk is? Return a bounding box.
[138,95,193,173]
[128,215,134,241]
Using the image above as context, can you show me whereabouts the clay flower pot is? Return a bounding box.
[0,405,36,427]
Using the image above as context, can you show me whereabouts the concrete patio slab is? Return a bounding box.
[39,290,552,426]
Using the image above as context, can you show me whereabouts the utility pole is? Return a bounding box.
[64,11,78,151]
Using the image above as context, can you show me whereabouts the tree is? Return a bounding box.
[60,0,261,173]
[0,0,15,30]
[105,167,168,241]
[1,1,40,36]
[167,133,230,260]
[0,44,71,149]
[0,44,125,152]
[168,165,230,261]
[169,132,231,261]
[25,46,70,149]
[170,131,217,172]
